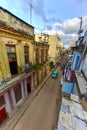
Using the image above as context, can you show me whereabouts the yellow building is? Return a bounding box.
[0,7,35,122]
[48,35,61,64]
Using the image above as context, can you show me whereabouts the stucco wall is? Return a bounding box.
[0,37,35,79]
[48,35,60,63]
[0,7,34,36]
[0,41,11,79]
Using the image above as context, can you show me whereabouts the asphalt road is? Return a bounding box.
[13,68,61,130]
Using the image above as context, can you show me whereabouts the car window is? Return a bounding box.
[53,72,57,74]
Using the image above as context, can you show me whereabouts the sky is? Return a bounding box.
[0,0,87,47]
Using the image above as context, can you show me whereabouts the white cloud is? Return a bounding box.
[34,14,87,47]
[54,18,80,34]
[40,17,85,46]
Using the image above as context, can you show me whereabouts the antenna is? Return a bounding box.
[78,17,83,38]
[28,0,33,25]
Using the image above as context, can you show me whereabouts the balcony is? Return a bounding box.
[0,63,34,91]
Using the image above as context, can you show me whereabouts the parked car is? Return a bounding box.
[51,71,58,78]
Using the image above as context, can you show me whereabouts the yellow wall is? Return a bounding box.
[16,43,25,73]
[0,7,34,36]
[0,7,35,79]
[0,37,35,78]
[0,41,11,79]
[48,35,60,62]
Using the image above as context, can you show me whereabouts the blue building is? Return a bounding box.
[71,50,83,71]
[71,36,84,71]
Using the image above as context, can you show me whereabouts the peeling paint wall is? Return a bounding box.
[0,37,35,78]
[48,35,60,64]
[0,7,35,79]
[0,41,11,79]
[0,7,34,36]
[16,43,25,72]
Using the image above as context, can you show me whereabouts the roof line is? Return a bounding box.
[0,6,34,29]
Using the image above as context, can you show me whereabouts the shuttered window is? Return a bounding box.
[24,46,29,64]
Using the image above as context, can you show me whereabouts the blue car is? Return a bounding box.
[51,71,58,78]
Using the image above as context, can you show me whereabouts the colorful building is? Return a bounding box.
[75,31,87,101]
[0,7,35,123]
[71,36,84,71]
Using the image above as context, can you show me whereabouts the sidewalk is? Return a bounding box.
[0,69,54,130]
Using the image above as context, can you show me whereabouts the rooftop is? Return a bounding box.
[57,95,87,130]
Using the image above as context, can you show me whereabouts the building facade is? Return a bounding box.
[69,31,87,103]
[35,34,49,88]
[0,7,35,123]
[48,35,61,64]
[71,36,84,71]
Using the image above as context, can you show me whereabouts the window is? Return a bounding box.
[41,50,44,64]
[36,48,39,64]
[6,45,16,62]
[6,45,18,75]
[24,46,29,64]
[46,50,48,61]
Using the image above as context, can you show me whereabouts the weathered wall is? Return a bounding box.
[0,37,35,78]
[0,7,35,79]
[16,43,25,72]
[48,35,60,63]
[0,7,34,36]
[0,41,11,79]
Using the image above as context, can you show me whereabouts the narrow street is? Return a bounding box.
[12,67,62,130]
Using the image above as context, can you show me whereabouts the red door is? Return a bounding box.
[0,107,7,124]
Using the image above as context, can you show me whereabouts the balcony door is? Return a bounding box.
[6,45,18,75]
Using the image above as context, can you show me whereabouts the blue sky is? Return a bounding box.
[0,0,87,46]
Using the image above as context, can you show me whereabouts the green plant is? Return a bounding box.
[49,61,55,70]
[32,63,40,71]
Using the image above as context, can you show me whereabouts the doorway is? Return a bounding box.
[9,61,18,75]
[27,77,31,93]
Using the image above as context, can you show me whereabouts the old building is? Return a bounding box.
[71,36,84,71]
[48,35,61,64]
[75,31,87,101]
[35,34,49,88]
[0,7,35,123]
[57,42,65,63]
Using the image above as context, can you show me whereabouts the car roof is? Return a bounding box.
[53,71,58,73]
